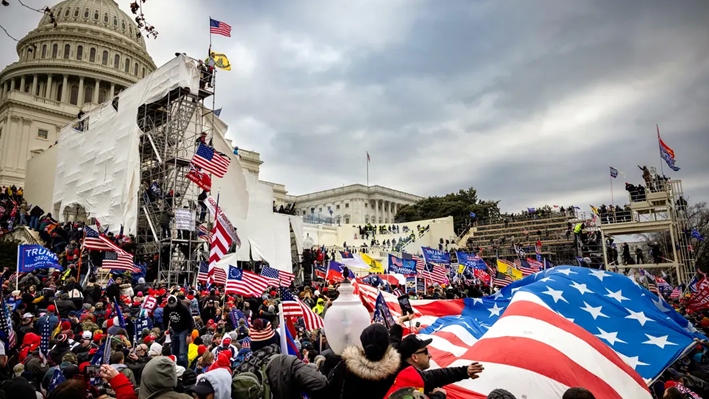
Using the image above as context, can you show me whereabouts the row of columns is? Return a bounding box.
[372,199,399,224]
[1,74,117,106]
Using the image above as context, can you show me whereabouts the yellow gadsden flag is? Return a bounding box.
[360,253,385,274]
[209,52,231,71]
[496,259,523,281]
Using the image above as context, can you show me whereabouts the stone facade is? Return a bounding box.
[285,184,422,225]
[0,0,156,186]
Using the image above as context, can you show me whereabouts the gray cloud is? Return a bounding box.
[2,0,708,213]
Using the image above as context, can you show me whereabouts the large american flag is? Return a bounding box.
[261,266,295,287]
[198,224,213,242]
[280,288,324,330]
[102,251,136,272]
[516,258,541,276]
[83,226,119,251]
[192,143,230,178]
[197,261,210,284]
[209,218,232,272]
[358,267,701,398]
[209,18,232,37]
[225,266,269,297]
[426,263,448,285]
[210,267,227,286]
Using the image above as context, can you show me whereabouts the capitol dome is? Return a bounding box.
[0,0,157,186]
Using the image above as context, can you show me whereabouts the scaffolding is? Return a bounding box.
[136,70,215,286]
[599,172,696,284]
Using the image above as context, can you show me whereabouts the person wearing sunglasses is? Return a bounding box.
[395,334,484,397]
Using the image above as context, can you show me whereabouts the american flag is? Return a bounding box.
[279,288,324,330]
[209,18,232,37]
[356,268,698,398]
[261,266,295,287]
[186,163,212,191]
[210,267,227,286]
[669,286,682,299]
[192,143,230,178]
[225,266,269,297]
[39,313,50,363]
[425,263,448,285]
[209,217,233,272]
[48,367,67,392]
[516,259,541,276]
[198,225,213,242]
[0,293,16,350]
[197,261,210,284]
[240,336,251,349]
[412,255,425,275]
[83,226,117,251]
[102,251,136,272]
[493,272,513,287]
[526,258,544,271]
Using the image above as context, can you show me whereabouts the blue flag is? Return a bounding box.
[113,297,126,329]
[373,291,396,329]
[420,266,704,382]
[17,244,62,272]
[48,367,66,392]
[90,338,110,385]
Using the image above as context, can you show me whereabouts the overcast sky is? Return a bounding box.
[2,0,708,213]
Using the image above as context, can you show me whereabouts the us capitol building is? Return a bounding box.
[0,0,155,187]
[0,0,421,226]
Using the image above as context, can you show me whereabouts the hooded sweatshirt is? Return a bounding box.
[195,368,232,399]
[139,357,191,399]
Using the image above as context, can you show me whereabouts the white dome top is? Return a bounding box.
[39,0,148,50]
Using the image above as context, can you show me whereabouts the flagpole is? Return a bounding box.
[16,244,20,289]
[657,124,665,177]
[366,152,369,187]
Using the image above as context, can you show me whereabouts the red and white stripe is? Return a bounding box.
[209,267,227,286]
[209,218,232,272]
[493,275,513,287]
[429,263,448,285]
[514,259,536,276]
[225,270,269,297]
[278,270,295,287]
[429,292,652,399]
[298,300,324,330]
[527,258,544,270]
[669,286,681,299]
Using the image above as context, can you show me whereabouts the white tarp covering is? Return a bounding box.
[53,55,199,234]
[288,215,304,255]
[211,125,248,221]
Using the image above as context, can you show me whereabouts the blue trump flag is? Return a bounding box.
[388,254,416,275]
[373,291,396,329]
[17,244,62,272]
[421,247,450,265]
[420,266,704,382]
[456,251,487,270]
[48,366,66,392]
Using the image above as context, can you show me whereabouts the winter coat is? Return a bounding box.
[267,354,328,399]
[111,363,138,387]
[327,345,401,399]
[109,372,139,399]
[195,368,232,399]
[139,357,191,399]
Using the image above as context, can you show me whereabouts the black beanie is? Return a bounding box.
[360,324,389,361]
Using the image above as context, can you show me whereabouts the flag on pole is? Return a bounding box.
[48,367,66,392]
[209,52,232,71]
[657,125,680,171]
[186,163,212,191]
[610,167,619,178]
[209,18,232,37]
[367,152,371,162]
[192,143,231,177]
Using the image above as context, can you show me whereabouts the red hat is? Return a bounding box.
[197,345,207,356]
[47,304,56,313]
[93,332,103,343]
[270,290,277,297]
[61,321,71,331]
[665,381,678,390]
[107,318,114,328]
[137,292,144,297]
[167,355,176,363]
[187,294,194,301]
[143,335,155,345]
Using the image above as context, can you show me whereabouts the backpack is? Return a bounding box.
[234,343,280,399]
[232,371,263,399]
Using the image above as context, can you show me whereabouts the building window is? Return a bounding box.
[318,208,322,213]
[89,48,96,62]
[302,210,306,215]
[98,89,106,103]
[74,7,79,17]
[63,44,70,59]
[142,67,146,77]
[42,44,47,58]
[84,86,93,103]
[104,13,108,23]
[84,8,89,18]
[94,10,99,20]
[134,62,138,76]
[365,216,369,223]
[56,83,62,101]
[64,8,70,17]
[345,203,350,208]
[121,20,126,30]
[51,44,58,58]
[102,50,108,65]
[124,58,130,73]
[70,84,78,105]
[114,54,120,69]
[336,205,340,210]
[345,217,350,224]
[37,129,48,139]
[113,16,118,26]
[365,203,368,208]
[76,45,83,60]
[129,26,132,35]
[0,127,3,139]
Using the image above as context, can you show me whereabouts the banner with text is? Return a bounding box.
[456,251,488,270]
[18,244,62,272]
[687,278,709,312]
[206,196,237,241]
[421,247,451,265]
[388,254,417,275]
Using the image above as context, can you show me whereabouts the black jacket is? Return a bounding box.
[162,302,194,333]
[327,346,401,399]
[266,354,328,399]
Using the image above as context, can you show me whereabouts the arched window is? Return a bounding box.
[84,8,89,18]
[121,20,126,30]
[64,8,70,17]
[98,89,107,103]
[84,85,93,103]
[63,44,70,59]
[74,7,79,17]
[114,54,120,69]
[89,48,96,62]
[42,44,47,58]
[94,10,99,20]
[102,50,108,65]
[134,62,138,76]
[124,58,130,73]
[113,16,117,26]
[104,13,108,23]
[129,26,132,35]
[52,44,58,58]
[142,67,146,77]
[76,45,83,60]
[70,84,79,105]
[56,83,62,101]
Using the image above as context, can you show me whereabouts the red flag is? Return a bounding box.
[186,163,212,191]
[686,278,709,312]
